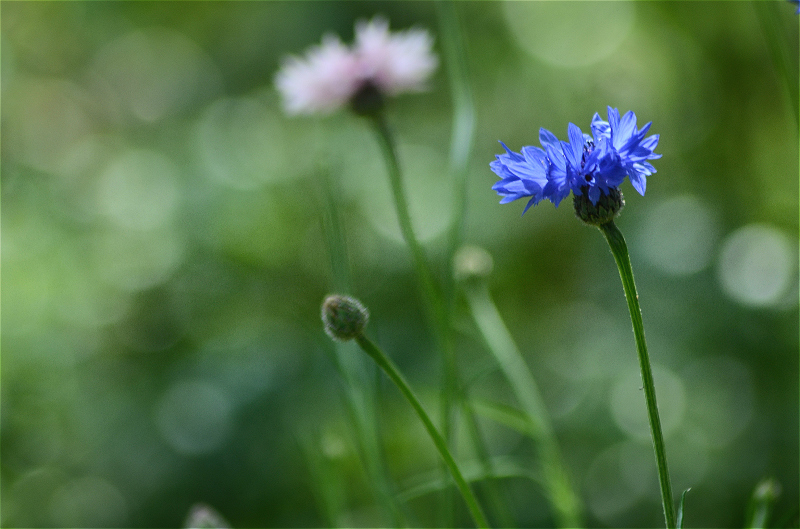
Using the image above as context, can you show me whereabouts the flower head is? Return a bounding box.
[275,17,438,116]
[490,107,660,214]
[274,36,361,115]
[353,18,438,96]
[591,107,661,196]
[790,0,800,14]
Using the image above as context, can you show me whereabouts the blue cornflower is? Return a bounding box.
[591,107,661,196]
[490,140,551,214]
[490,107,660,213]
[791,0,800,14]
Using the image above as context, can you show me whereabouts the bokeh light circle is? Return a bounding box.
[584,442,651,523]
[681,356,754,448]
[89,27,221,122]
[155,379,234,456]
[635,195,719,276]
[347,143,454,243]
[502,2,635,68]
[610,363,686,440]
[97,149,180,231]
[194,96,296,189]
[717,224,796,308]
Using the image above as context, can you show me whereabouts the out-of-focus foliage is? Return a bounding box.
[1,2,797,528]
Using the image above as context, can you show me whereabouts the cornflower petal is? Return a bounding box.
[591,112,611,140]
[565,123,586,170]
[490,141,550,213]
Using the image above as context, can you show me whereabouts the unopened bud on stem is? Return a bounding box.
[321,294,370,341]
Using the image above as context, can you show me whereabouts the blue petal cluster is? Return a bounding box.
[491,107,660,214]
[793,0,800,14]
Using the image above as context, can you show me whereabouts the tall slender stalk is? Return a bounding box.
[368,115,449,337]
[318,167,404,525]
[435,3,479,523]
[598,220,676,529]
[463,279,582,528]
[355,333,490,529]
[368,113,458,453]
[752,0,799,127]
[435,0,476,269]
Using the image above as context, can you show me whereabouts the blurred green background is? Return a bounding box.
[2,2,798,527]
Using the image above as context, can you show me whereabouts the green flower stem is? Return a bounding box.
[368,114,457,443]
[464,280,582,528]
[435,4,477,523]
[354,333,490,529]
[598,220,676,529]
[319,168,404,525]
[436,0,476,266]
[753,0,799,127]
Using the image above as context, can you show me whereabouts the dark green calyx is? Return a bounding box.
[350,81,385,117]
[573,186,625,226]
[321,294,370,341]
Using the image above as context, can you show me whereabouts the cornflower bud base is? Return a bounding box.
[574,186,625,226]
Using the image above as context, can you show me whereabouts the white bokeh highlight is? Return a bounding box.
[717,224,797,308]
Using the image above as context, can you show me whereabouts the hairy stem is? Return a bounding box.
[599,220,676,529]
[464,280,582,528]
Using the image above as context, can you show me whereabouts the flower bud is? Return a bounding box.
[321,294,370,341]
[453,245,494,283]
[752,478,781,503]
[573,186,625,226]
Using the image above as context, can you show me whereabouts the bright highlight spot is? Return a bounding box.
[97,149,180,231]
[610,363,686,440]
[503,2,635,68]
[636,195,719,275]
[717,224,796,307]
[155,379,234,456]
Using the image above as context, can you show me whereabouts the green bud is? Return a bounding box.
[573,186,625,226]
[752,478,781,502]
[453,245,494,283]
[183,503,230,529]
[321,294,369,341]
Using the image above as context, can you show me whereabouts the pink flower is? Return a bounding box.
[353,17,438,96]
[274,35,361,115]
[275,17,438,116]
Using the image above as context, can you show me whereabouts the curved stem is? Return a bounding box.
[752,0,799,128]
[319,166,404,525]
[355,334,490,529]
[436,0,476,270]
[368,114,457,445]
[368,115,448,332]
[464,281,582,528]
[599,220,676,529]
